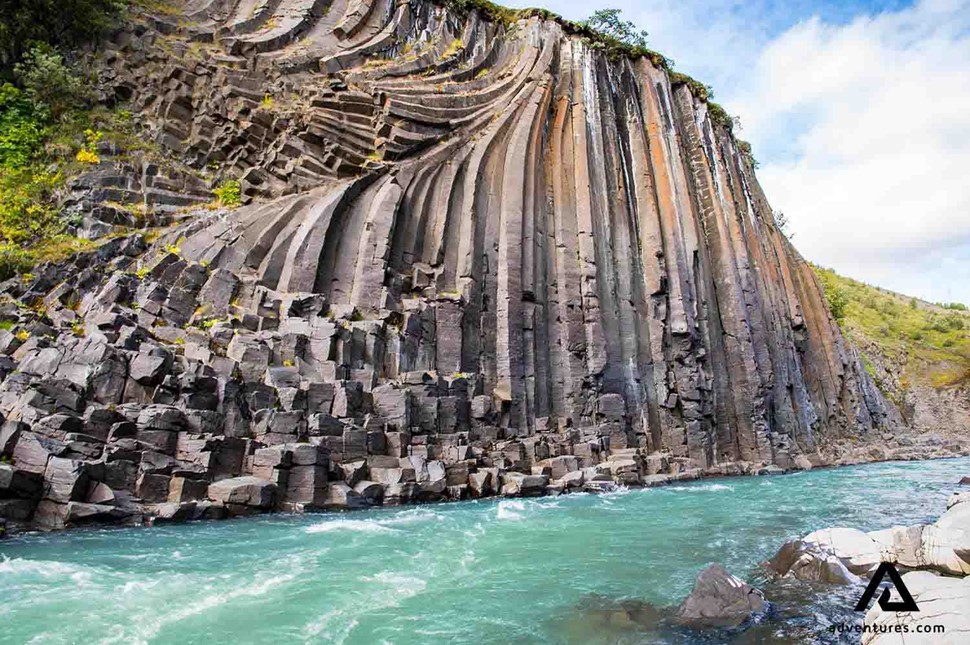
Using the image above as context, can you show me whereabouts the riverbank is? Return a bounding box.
[2,433,966,538]
[2,457,967,643]
[764,469,970,643]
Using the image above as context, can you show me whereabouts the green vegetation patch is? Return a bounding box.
[0,27,155,281]
[813,266,970,389]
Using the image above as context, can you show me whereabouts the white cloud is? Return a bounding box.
[729,0,970,303]
[508,0,970,302]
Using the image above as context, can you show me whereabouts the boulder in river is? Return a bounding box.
[801,527,883,574]
[766,539,860,584]
[677,563,767,628]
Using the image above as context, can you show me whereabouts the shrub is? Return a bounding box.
[13,44,87,118]
[0,83,48,167]
[826,285,849,323]
[736,139,758,169]
[213,179,241,208]
[817,271,849,323]
[0,0,126,69]
[0,166,63,244]
[772,209,791,238]
[0,242,33,280]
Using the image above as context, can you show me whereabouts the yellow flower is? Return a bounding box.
[76,149,100,164]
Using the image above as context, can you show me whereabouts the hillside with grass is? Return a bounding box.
[814,266,970,395]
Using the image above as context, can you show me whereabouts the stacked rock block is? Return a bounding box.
[0,0,907,532]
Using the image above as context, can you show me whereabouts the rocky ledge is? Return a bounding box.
[0,240,963,536]
[0,0,966,534]
[765,480,970,643]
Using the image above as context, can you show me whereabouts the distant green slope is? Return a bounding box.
[814,266,970,389]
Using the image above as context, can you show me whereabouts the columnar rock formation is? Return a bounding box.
[0,0,912,532]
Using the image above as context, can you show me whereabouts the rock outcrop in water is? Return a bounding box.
[0,0,951,532]
[677,564,766,628]
[766,488,970,643]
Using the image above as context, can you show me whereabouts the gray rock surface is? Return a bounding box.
[862,572,970,644]
[677,564,766,628]
[0,0,961,535]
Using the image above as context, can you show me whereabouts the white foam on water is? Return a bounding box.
[368,571,428,596]
[0,557,92,580]
[601,485,631,497]
[117,579,161,594]
[303,609,345,640]
[380,507,442,526]
[304,519,398,534]
[678,483,734,493]
[120,556,304,642]
[303,569,426,643]
[496,500,526,520]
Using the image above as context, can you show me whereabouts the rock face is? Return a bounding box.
[768,493,970,643]
[0,0,935,533]
[677,564,766,628]
[862,571,970,644]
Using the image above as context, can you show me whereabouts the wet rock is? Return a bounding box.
[677,564,767,628]
[43,457,92,503]
[468,469,494,497]
[168,475,208,503]
[766,539,860,585]
[802,527,883,575]
[150,501,197,524]
[85,481,116,505]
[64,501,134,527]
[948,491,970,509]
[353,480,383,505]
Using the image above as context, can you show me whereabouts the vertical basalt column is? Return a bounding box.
[153,1,896,457]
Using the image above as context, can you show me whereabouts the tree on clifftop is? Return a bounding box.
[583,9,649,48]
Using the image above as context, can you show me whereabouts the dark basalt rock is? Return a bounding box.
[0,0,952,534]
[677,564,767,628]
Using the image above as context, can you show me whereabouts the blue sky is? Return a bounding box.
[505,0,970,304]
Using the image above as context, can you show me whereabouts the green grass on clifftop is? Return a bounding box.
[814,266,970,389]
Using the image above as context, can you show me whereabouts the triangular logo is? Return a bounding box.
[854,562,919,612]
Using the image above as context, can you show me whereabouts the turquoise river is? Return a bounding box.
[3,457,969,644]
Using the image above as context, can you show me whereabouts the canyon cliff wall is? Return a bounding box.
[0,0,912,532]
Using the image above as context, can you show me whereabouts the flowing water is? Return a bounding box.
[2,457,968,644]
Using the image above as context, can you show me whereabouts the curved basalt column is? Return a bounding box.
[112,0,896,468]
